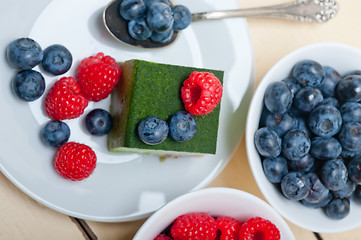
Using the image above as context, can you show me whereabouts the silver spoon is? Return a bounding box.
[103,0,339,49]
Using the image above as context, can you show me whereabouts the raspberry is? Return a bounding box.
[54,142,97,181]
[77,52,121,102]
[181,71,223,115]
[170,212,217,240]
[45,77,88,120]
[239,217,280,240]
[216,216,242,240]
[153,234,172,240]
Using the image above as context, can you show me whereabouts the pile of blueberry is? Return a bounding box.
[119,0,191,43]
[254,59,361,220]
[7,38,114,148]
[138,111,197,145]
[7,38,72,102]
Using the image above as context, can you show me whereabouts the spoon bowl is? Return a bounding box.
[103,0,178,48]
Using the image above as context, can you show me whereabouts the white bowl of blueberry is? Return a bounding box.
[246,42,361,233]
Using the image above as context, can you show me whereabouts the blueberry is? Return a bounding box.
[128,18,153,41]
[85,109,113,136]
[259,107,271,128]
[119,0,146,21]
[41,44,72,75]
[168,111,197,142]
[319,97,339,108]
[348,156,361,184]
[262,156,288,183]
[320,158,348,191]
[146,2,174,33]
[343,70,361,78]
[264,81,293,114]
[354,185,361,204]
[138,116,169,145]
[318,66,341,97]
[292,60,324,87]
[294,87,323,113]
[282,129,311,160]
[7,38,43,70]
[294,117,312,138]
[333,180,356,199]
[264,112,298,137]
[304,172,329,204]
[288,153,315,173]
[144,0,169,7]
[339,102,361,124]
[288,108,302,119]
[310,137,342,160]
[254,127,282,158]
[41,120,70,147]
[324,198,350,220]
[150,28,173,43]
[12,70,45,101]
[172,5,192,31]
[341,148,359,161]
[282,77,302,96]
[308,105,342,137]
[281,172,311,200]
[336,75,361,102]
[301,192,332,209]
[338,122,361,152]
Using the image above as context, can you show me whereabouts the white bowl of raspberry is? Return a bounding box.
[246,42,361,233]
[133,187,295,240]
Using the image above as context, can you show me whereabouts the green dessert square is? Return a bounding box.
[108,59,223,155]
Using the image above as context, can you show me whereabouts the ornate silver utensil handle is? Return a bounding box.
[192,0,339,23]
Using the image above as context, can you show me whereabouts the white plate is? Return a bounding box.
[0,0,253,222]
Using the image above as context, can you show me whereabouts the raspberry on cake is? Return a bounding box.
[107,59,224,155]
[181,71,223,115]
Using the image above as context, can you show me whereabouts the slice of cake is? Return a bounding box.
[107,59,223,155]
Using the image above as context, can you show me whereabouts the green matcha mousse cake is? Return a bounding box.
[107,59,224,155]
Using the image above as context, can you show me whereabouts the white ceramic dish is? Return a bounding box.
[0,0,253,221]
[246,42,361,233]
[133,187,295,240]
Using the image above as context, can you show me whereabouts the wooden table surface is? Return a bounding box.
[2,0,361,239]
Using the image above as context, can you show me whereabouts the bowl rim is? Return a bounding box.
[245,42,361,233]
[133,187,295,240]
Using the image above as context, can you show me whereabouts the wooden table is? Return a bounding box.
[1,0,361,239]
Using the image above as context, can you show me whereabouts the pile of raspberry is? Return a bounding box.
[154,213,281,240]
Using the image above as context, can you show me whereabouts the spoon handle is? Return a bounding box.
[191,0,338,23]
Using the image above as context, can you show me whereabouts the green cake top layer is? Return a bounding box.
[108,59,224,155]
